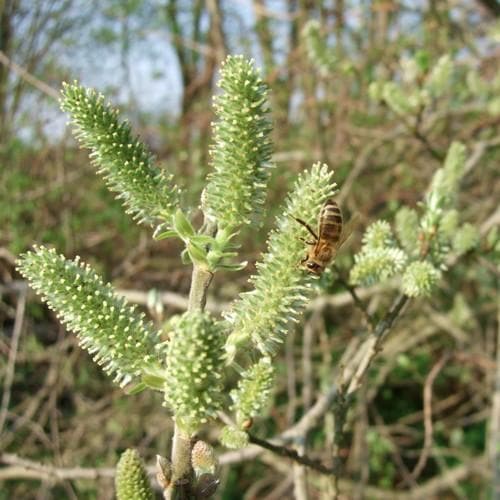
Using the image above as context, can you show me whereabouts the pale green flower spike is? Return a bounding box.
[350,247,407,287]
[225,163,337,359]
[350,219,407,287]
[420,142,467,265]
[60,82,181,227]
[438,209,459,239]
[401,261,442,297]
[219,426,249,449]
[17,246,159,387]
[395,207,420,254]
[425,55,453,98]
[231,357,274,427]
[362,220,393,249]
[204,55,273,233]
[164,312,225,434]
[424,141,466,220]
[302,20,337,75]
[115,449,154,500]
[382,81,420,115]
[452,223,480,255]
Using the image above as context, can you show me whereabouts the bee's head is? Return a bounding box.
[305,261,324,276]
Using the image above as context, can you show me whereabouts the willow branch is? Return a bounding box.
[247,434,339,476]
[166,221,215,500]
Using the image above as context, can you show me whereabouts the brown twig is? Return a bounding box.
[410,353,450,480]
[490,301,500,499]
[0,289,26,435]
[0,50,59,100]
[247,434,338,476]
[333,266,375,329]
[340,294,409,394]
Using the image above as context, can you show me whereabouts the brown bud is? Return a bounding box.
[156,454,171,490]
[191,440,217,474]
[195,473,220,499]
[241,418,253,430]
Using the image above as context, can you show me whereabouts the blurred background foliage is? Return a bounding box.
[0,1,499,498]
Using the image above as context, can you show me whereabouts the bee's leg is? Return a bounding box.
[291,215,319,240]
[299,236,316,245]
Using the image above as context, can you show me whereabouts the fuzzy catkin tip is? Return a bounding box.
[401,261,441,297]
[350,220,407,287]
[60,81,180,226]
[204,55,273,232]
[220,426,249,449]
[395,207,420,254]
[17,246,159,386]
[115,449,154,500]
[231,357,274,427]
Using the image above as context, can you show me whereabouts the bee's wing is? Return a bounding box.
[338,213,360,249]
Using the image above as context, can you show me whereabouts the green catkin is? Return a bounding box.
[17,246,159,386]
[395,207,420,253]
[362,220,394,249]
[452,223,480,255]
[204,55,273,232]
[401,261,442,297]
[225,163,337,359]
[61,82,180,226]
[115,449,154,500]
[219,426,250,449]
[350,247,408,287]
[163,312,225,434]
[302,20,337,75]
[191,441,217,475]
[230,357,274,427]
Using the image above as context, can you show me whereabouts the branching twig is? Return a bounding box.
[0,289,26,435]
[340,294,409,394]
[247,434,338,476]
[0,50,59,100]
[410,353,450,480]
[333,265,375,328]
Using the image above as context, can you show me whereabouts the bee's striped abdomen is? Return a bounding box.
[319,199,343,243]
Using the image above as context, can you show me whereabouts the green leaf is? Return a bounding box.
[125,382,148,395]
[217,261,248,271]
[172,209,195,240]
[153,229,178,241]
[190,234,217,246]
[142,372,167,391]
[187,241,209,267]
[181,248,190,265]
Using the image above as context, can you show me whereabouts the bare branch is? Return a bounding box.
[0,50,59,100]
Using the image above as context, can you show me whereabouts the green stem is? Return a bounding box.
[166,426,194,500]
[166,222,216,499]
[188,266,214,312]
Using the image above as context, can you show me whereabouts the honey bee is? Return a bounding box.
[293,199,352,276]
